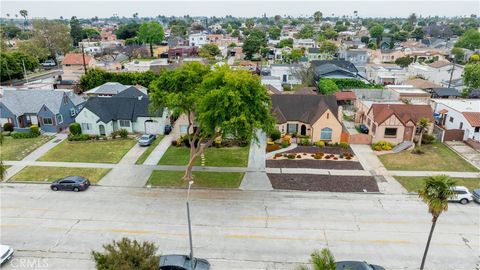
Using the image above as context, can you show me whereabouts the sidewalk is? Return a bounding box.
[240,130,273,191]
[143,135,173,165]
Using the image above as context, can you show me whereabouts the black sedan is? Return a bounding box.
[159,255,210,270]
[336,261,385,270]
[50,176,90,192]
[359,124,369,134]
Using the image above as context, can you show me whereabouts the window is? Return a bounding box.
[43,117,53,125]
[326,113,329,119]
[81,123,92,130]
[63,95,68,105]
[320,127,332,141]
[475,127,480,133]
[70,108,76,116]
[459,122,463,129]
[119,120,130,127]
[287,123,298,134]
[384,128,397,137]
[56,114,63,124]
[180,125,188,134]
[449,116,454,123]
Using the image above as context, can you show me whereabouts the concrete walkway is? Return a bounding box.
[143,134,173,165]
[4,134,67,181]
[240,130,273,190]
[265,143,297,159]
[445,141,480,170]
[343,120,358,134]
[119,143,148,165]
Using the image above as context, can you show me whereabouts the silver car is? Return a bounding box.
[0,245,14,265]
[138,134,156,146]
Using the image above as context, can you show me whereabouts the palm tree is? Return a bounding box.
[296,248,336,270]
[314,11,323,24]
[19,9,28,30]
[416,117,430,147]
[418,175,456,270]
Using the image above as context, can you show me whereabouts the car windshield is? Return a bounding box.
[140,135,150,140]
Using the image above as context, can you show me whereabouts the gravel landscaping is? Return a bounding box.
[268,174,379,192]
[285,146,354,155]
[266,159,363,170]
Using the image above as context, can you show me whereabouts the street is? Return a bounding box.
[1,184,479,270]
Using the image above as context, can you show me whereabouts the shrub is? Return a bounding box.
[314,152,324,159]
[372,140,393,151]
[287,154,296,159]
[299,138,310,146]
[11,131,38,139]
[269,129,281,141]
[3,122,13,132]
[411,148,425,155]
[333,157,338,160]
[421,134,436,145]
[171,140,178,146]
[346,156,352,160]
[373,145,382,151]
[339,142,349,149]
[339,154,344,159]
[274,153,283,158]
[118,129,128,139]
[315,141,325,148]
[266,144,281,152]
[296,155,302,158]
[324,155,331,159]
[283,134,292,144]
[281,140,290,148]
[30,125,40,136]
[69,123,82,135]
[68,134,90,141]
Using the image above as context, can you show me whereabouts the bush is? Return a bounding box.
[30,125,40,136]
[283,134,291,144]
[3,122,13,132]
[274,153,283,158]
[11,131,38,139]
[315,141,325,148]
[287,154,296,159]
[314,152,324,159]
[69,123,82,135]
[339,142,349,149]
[171,140,178,146]
[299,138,310,146]
[296,155,302,158]
[118,129,128,139]
[266,144,281,152]
[92,238,159,270]
[269,129,281,141]
[421,134,436,145]
[372,140,393,151]
[68,134,90,141]
[281,140,290,148]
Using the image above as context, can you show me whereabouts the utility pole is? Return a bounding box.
[186,181,195,270]
[21,59,28,83]
[448,56,455,88]
[81,44,88,75]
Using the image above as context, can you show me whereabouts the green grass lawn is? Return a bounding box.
[147,170,244,188]
[158,145,250,167]
[1,135,54,161]
[10,166,111,183]
[135,136,164,164]
[379,143,479,172]
[38,139,136,163]
[395,176,480,192]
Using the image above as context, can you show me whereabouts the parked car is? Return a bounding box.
[472,188,480,203]
[359,124,369,134]
[50,176,90,192]
[138,134,156,146]
[41,59,56,68]
[336,261,385,270]
[450,186,473,204]
[0,245,14,265]
[159,254,210,270]
[164,124,172,135]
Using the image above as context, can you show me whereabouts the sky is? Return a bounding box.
[1,0,479,19]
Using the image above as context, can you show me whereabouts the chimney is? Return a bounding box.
[338,105,343,123]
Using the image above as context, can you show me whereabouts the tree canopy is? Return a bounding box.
[242,28,267,60]
[464,63,480,90]
[454,29,480,51]
[31,19,72,60]
[138,21,164,57]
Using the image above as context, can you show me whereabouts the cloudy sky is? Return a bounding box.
[1,0,479,19]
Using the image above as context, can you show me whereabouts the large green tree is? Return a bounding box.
[149,63,275,181]
[313,11,323,24]
[464,63,480,90]
[242,28,266,60]
[418,175,456,270]
[411,27,425,41]
[454,29,480,51]
[318,41,337,54]
[296,25,315,39]
[369,24,384,44]
[198,43,221,60]
[115,23,140,39]
[69,16,83,46]
[318,79,339,95]
[268,26,281,40]
[31,19,72,60]
[138,21,164,57]
[296,248,336,270]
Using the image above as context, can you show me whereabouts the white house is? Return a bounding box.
[408,61,464,90]
[75,87,169,136]
[432,99,480,142]
[293,39,315,49]
[366,64,407,85]
[270,64,302,85]
[189,32,208,47]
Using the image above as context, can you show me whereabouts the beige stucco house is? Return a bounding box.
[271,94,343,143]
[61,53,96,82]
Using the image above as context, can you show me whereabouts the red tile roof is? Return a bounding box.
[335,91,356,101]
[62,53,92,65]
[370,104,434,126]
[463,112,480,127]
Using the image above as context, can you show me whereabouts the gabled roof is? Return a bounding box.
[433,88,460,97]
[462,112,480,127]
[270,94,338,125]
[62,53,92,65]
[265,84,282,95]
[114,86,147,98]
[335,91,356,101]
[310,60,358,73]
[369,104,434,126]
[429,60,451,69]
[83,95,163,123]
[1,89,83,116]
[85,82,129,95]
[404,78,440,89]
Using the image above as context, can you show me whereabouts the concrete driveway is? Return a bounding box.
[445,141,480,169]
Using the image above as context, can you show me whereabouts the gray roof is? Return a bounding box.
[1,89,84,116]
[311,60,358,73]
[433,88,461,97]
[85,82,129,95]
[270,94,338,124]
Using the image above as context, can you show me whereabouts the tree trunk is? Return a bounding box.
[183,157,195,181]
[150,43,154,57]
[417,129,423,147]
[420,217,437,270]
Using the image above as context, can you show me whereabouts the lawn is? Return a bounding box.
[10,166,111,183]
[147,170,244,189]
[135,136,164,164]
[395,176,480,192]
[1,135,54,161]
[38,139,136,163]
[378,143,479,172]
[158,145,250,167]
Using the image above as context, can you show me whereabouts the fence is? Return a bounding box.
[348,133,372,144]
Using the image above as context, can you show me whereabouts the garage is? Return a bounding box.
[145,120,160,135]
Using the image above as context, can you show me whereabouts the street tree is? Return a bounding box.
[70,16,83,46]
[313,11,323,24]
[138,21,164,57]
[17,40,49,61]
[149,63,274,181]
[295,25,315,39]
[92,238,159,270]
[277,38,293,48]
[282,48,303,63]
[464,63,480,89]
[296,248,336,270]
[454,29,480,51]
[323,27,338,40]
[451,47,465,63]
[418,175,456,270]
[31,19,72,60]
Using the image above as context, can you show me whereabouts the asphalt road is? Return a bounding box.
[1,184,478,270]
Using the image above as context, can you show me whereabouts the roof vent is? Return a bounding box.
[138,96,143,101]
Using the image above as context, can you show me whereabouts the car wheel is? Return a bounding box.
[73,187,80,192]
[52,186,58,191]
[460,198,469,204]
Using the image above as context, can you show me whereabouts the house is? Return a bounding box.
[84,82,147,97]
[0,89,85,133]
[310,60,364,81]
[75,87,168,136]
[293,39,315,49]
[61,53,96,81]
[335,91,357,110]
[363,104,434,144]
[188,32,208,47]
[270,94,343,143]
[432,99,480,142]
[369,49,406,64]
[408,60,464,90]
[431,88,461,99]
[403,78,440,91]
[366,64,407,85]
[307,48,333,61]
[338,49,369,72]
[261,76,283,91]
[270,64,302,86]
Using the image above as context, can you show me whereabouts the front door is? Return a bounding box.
[403,126,414,141]
[300,125,307,136]
[99,125,106,136]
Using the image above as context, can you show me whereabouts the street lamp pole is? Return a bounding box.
[186,180,195,270]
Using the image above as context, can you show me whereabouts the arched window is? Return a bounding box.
[320,127,332,141]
